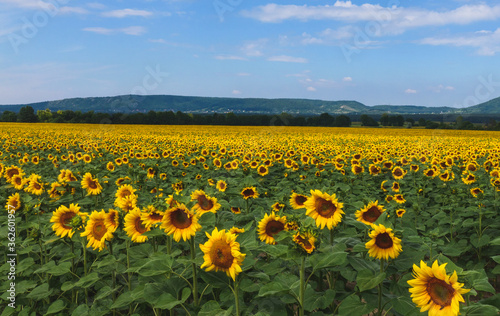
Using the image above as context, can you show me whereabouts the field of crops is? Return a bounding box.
[1,123,499,316]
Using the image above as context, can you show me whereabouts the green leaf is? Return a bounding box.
[110,291,133,309]
[257,281,290,297]
[310,245,347,272]
[463,270,496,294]
[390,296,420,316]
[27,283,53,300]
[338,294,372,316]
[491,255,500,264]
[76,272,100,289]
[356,270,386,292]
[45,300,66,315]
[463,303,500,316]
[198,301,233,316]
[95,286,119,301]
[14,280,38,294]
[35,261,71,276]
[303,289,335,312]
[71,304,90,316]
[490,237,500,246]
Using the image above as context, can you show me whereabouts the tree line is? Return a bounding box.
[2,106,500,130]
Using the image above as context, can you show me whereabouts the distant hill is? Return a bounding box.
[1,94,500,115]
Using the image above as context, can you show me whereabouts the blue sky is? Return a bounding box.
[1,0,500,108]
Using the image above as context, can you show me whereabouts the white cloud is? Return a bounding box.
[59,7,89,15]
[87,3,106,10]
[242,2,500,35]
[240,39,267,57]
[102,9,153,18]
[232,90,241,95]
[307,86,316,91]
[83,26,147,36]
[431,84,455,92]
[342,76,352,82]
[149,38,167,44]
[0,0,88,14]
[419,28,500,56]
[405,89,417,94]
[214,55,247,61]
[267,55,308,63]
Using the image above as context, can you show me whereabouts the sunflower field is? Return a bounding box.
[1,123,500,316]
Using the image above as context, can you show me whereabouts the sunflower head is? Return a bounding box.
[365,224,402,260]
[289,193,308,209]
[161,204,201,242]
[216,180,227,192]
[80,210,113,251]
[124,208,150,243]
[241,187,259,200]
[191,190,220,214]
[355,200,385,226]
[258,211,287,245]
[408,260,470,316]
[304,189,344,230]
[50,203,82,238]
[199,227,246,281]
[293,230,317,254]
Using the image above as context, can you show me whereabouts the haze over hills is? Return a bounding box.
[1,94,500,115]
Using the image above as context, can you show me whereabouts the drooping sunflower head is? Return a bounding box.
[231,207,241,214]
[216,180,227,192]
[391,182,400,192]
[124,208,150,243]
[50,204,81,238]
[257,211,287,245]
[6,193,21,211]
[365,224,402,260]
[49,182,64,200]
[241,187,259,200]
[293,230,317,254]
[25,174,44,195]
[355,200,386,226]
[408,260,470,316]
[104,209,120,232]
[396,209,406,218]
[304,189,344,230]
[81,173,102,195]
[80,210,113,251]
[199,227,246,281]
[161,204,201,242]
[191,190,221,214]
[470,187,483,198]
[229,227,245,235]
[289,193,308,209]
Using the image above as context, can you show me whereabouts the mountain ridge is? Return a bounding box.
[1,94,499,115]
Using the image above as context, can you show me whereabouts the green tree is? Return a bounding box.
[334,115,351,127]
[18,106,38,122]
[37,108,53,122]
[360,114,378,127]
[1,111,17,122]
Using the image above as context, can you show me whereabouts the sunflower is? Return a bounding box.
[257,165,269,176]
[4,165,24,183]
[424,168,440,178]
[439,170,455,182]
[351,165,364,175]
[141,205,165,228]
[241,187,259,200]
[408,260,470,316]
[393,194,406,204]
[365,224,402,260]
[380,180,389,192]
[83,154,91,163]
[104,209,120,232]
[470,187,483,198]
[199,227,246,281]
[461,172,476,185]
[216,180,227,192]
[48,182,64,200]
[304,189,344,230]
[81,173,102,195]
[115,184,137,200]
[289,193,308,209]
[11,174,25,190]
[124,208,150,243]
[191,190,221,214]
[293,231,316,254]
[147,168,155,179]
[392,166,406,180]
[410,164,419,172]
[31,155,40,165]
[50,204,82,238]
[161,204,201,242]
[229,227,245,235]
[369,164,381,176]
[355,200,386,226]
[64,170,78,182]
[396,209,406,218]
[257,212,287,244]
[6,193,21,211]
[80,210,113,251]
[26,174,44,195]
[391,182,400,192]
[231,207,241,214]
[106,162,115,172]
[271,202,285,212]
[115,194,138,213]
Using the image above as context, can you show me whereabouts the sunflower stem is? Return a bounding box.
[329,228,334,246]
[377,259,384,316]
[81,237,88,305]
[299,256,306,316]
[189,238,199,306]
[234,276,240,316]
[109,241,116,316]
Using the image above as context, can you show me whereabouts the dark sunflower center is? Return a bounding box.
[296,235,312,250]
[149,212,163,221]
[92,221,107,240]
[197,195,214,210]
[10,200,18,208]
[315,198,336,217]
[7,170,19,178]
[170,209,192,229]
[134,217,148,234]
[210,239,234,269]
[354,166,362,173]
[427,278,454,307]
[88,180,97,189]
[265,220,285,236]
[296,195,307,206]
[362,206,382,223]
[61,212,76,229]
[33,182,41,190]
[15,177,22,185]
[375,232,393,249]
[242,189,255,197]
[393,169,403,176]
[259,167,266,173]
